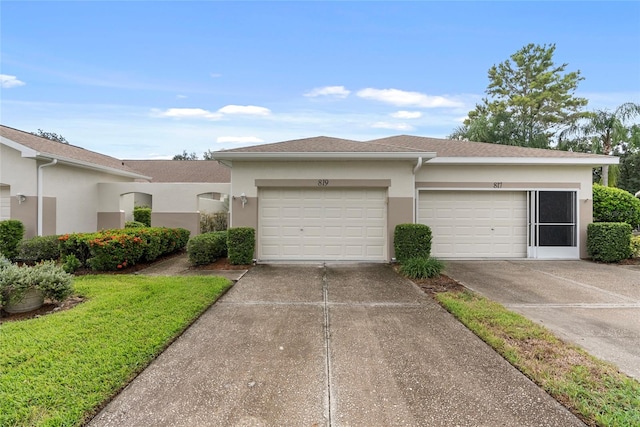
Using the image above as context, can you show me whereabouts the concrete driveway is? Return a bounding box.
[89,264,582,426]
[445,260,640,380]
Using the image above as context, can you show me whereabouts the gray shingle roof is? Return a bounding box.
[369,135,610,159]
[218,136,422,153]
[217,133,613,161]
[0,125,145,175]
[123,160,230,183]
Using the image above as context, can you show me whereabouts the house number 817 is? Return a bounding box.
[318,179,329,186]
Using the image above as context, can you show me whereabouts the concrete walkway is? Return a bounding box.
[446,260,640,380]
[137,253,248,282]
[89,264,583,426]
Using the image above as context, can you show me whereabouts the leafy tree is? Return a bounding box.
[560,102,640,186]
[453,43,587,148]
[173,150,199,160]
[31,129,69,144]
[202,149,216,160]
[618,152,640,196]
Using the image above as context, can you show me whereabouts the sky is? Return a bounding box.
[1,1,639,160]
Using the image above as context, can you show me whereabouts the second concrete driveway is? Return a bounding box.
[445,260,640,380]
[90,264,582,426]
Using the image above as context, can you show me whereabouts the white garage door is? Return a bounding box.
[418,191,527,258]
[259,188,387,261]
[0,186,10,221]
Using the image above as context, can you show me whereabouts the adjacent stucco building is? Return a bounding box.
[0,125,230,238]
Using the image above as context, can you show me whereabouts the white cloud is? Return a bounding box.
[216,136,265,144]
[371,121,414,131]
[176,94,187,99]
[1,74,26,88]
[390,110,422,119]
[357,88,462,108]
[217,105,271,115]
[153,104,271,120]
[155,108,222,120]
[304,85,351,98]
[210,73,222,78]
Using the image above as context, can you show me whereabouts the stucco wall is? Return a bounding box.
[231,161,416,198]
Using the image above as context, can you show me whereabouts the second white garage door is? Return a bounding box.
[259,188,387,261]
[418,191,527,258]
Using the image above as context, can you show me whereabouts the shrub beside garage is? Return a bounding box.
[187,231,228,265]
[227,227,255,265]
[588,185,639,263]
[587,223,632,263]
[393,223,444,279]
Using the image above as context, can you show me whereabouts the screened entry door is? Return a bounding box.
[528,191,579,259]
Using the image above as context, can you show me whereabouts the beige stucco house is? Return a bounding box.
[0,125,230,238]
[213,135,618,261]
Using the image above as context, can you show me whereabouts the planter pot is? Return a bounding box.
[5,288,45,314]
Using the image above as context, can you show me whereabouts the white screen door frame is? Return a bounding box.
[527,190,579,259]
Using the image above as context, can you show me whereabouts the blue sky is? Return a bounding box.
[1,1,639,159]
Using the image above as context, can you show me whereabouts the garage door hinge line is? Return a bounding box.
[322,263,333,426]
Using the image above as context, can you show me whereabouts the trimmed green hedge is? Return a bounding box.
[593,184,640,227]
[227,227,255,265]
[631,235,640,258]
[133,206,152,227]
[187,231,228,265]
[125,220,146,228]
[17,235,61,263]
[59,227,190,271]
[0,219,25,260]
[587,222,632,263]
[393,223,432,262]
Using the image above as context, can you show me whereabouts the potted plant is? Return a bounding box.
[0,257,74,314]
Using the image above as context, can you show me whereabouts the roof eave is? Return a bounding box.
[34,153,151,179]
[1,136,38,157]
[428,157,620,166]
[212,152,437,161]
[2,135,151,179]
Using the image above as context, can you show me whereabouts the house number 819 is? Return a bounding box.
[318,179,329,187]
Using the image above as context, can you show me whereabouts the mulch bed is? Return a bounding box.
[189,257,252,271]
[1,296,86,324]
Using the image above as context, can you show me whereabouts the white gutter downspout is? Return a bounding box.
[412,157,423,224]
[413,156,423,174]
[38,159,57,236]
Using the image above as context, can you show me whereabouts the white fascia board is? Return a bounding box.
[213,152,437,161]
[35,153,151,180]
[1,137,39,157]
[2,136,150,179]
[428,156,619,166]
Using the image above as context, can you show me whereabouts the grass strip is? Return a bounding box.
[436,290,640,427]
[0,275,232,427]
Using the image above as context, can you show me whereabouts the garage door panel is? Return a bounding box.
[419,191,526,258]
[259,188,386,261]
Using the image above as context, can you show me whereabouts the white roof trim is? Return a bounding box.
[1,136,150,180]
[36,153,151,179]
[1,136,38,158]
[428,156,619,166]
[213,151,437,161]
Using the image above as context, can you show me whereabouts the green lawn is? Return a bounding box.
[437,291,640,427]
[0,275,232,427]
